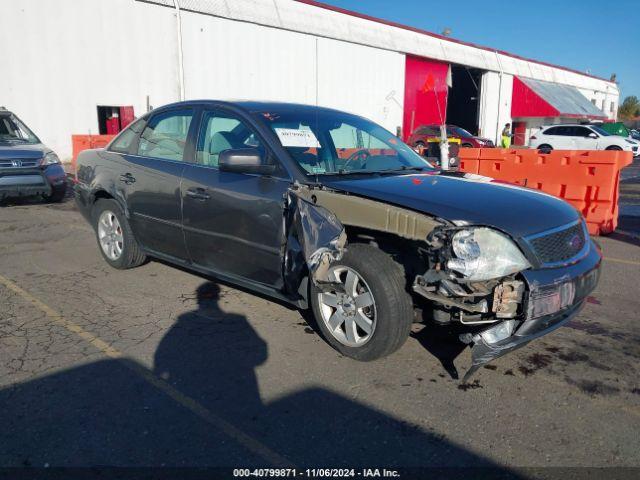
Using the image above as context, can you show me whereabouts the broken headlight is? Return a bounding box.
[447,228,530,281]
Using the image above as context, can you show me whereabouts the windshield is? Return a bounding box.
[590,126,611,137]
[448,126,473,138]
[0,114,40,144]
[256,109,434,175]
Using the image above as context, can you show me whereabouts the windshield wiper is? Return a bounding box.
[316,166,432,176]
[377,166,431,174]
[331,169,383,176]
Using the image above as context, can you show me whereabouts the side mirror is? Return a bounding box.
[218,148,276,175]
[588,132,598,139]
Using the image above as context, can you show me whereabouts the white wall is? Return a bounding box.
[478,72,513,145]
[0,0,181,160]
[164,0,619,101]
[0,0,619,160]
[180,11,405,134]
[316,38,405,132]
[578,87,618,120]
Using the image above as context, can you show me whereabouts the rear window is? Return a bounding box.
[544,126,569,136]
[109,118,145,153]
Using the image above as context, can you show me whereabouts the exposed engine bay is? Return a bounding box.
[286,183,599,381]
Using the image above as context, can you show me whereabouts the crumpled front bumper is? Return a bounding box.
[463,238,602,381]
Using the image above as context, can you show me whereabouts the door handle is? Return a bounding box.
[119,173,136,184]
[186,187,211,201]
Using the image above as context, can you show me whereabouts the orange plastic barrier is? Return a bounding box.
[458,148,633,235]
[71,134,116,174]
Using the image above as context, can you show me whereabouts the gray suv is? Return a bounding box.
[0,108,67,202]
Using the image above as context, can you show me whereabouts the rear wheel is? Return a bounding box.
[538,144,552,153]
[92,199,146,269]
[461,143,473,148]
[605,145,622,151]
[310,244,413,361]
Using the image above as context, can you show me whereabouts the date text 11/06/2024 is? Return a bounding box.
[233,468,401,478]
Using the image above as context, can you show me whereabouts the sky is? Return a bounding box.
[320,0,640,100]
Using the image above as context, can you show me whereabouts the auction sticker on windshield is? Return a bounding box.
[275,128,321,148]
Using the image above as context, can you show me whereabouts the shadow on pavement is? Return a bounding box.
[0,282,517,475]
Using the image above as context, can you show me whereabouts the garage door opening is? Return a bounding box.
[97,106,135,135]
[445,65,483,136]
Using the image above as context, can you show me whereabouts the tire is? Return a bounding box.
[461,143,473,148]
[538,144,552,153]
[43,186,66,203]
[92,198,146,269]
[310,244,413,361]
[605,146,622,151]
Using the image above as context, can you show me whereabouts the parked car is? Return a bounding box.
[594,121,630,138]
[529,124,639,156]
[75,101,601,380]
[407,124,494,150]
[0,107,67,202]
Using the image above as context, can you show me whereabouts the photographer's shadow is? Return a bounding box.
[153,282,505,468]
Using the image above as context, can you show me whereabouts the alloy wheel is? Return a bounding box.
[317,266,377,347]
[98,210,124,261]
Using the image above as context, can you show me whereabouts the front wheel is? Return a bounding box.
[310,244,413,361]
[605,146,622,151]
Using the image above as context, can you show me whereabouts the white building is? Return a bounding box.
[0,0,619,161]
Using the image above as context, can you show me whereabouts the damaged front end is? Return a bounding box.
[283,188,347,300]
[282,184,601,383]
[413,224,601,381]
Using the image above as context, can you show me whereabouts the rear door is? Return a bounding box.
[181,108,290,288]
[122,107,196,260]
[544,126,572,149]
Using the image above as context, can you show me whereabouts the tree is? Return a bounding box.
[618,96,640,119]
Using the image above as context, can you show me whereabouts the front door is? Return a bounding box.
[571,126,599,150]
[124,107,196,260]
[181,108,290,288]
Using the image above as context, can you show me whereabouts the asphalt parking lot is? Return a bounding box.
[1,185,640,473]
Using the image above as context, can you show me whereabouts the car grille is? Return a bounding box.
[527,221,587,266]
[0,158,39,168]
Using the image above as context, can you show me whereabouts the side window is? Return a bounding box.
[109,118,145,153]
[137,109,193,161]
[574,127,592,137]
[196,111,265,168]
[544,127,559,136]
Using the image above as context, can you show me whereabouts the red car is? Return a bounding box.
[407,124,494,150]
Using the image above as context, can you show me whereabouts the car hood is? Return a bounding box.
[322,172,579,239]
[0,143,49,160]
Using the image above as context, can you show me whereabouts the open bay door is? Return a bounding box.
[478,72,513,146]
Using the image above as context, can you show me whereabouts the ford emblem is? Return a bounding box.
[569,234,583,250]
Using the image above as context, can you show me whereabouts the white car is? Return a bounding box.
[529,124,639,156]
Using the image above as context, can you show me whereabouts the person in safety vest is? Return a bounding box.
[501,123,512,148]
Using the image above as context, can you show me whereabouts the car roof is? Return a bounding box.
[150,100,351,116]
[542,124,593,128]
